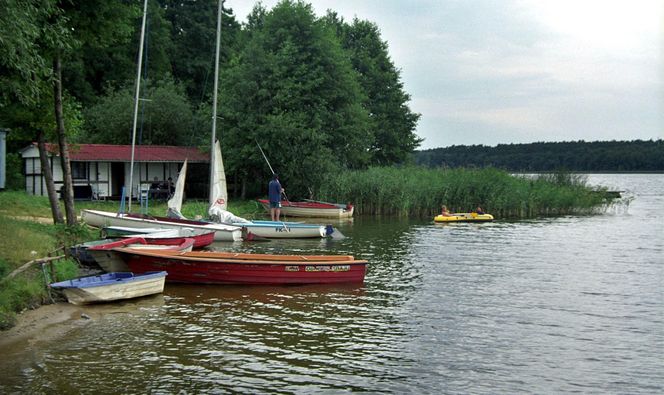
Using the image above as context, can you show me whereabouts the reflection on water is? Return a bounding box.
[1,174,662,393]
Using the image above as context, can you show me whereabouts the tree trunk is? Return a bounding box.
[37,131,64,224]
[53,54,76,225]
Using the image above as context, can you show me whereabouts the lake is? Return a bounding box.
[0,174,662,393]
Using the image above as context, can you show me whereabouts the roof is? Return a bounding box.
[28,143,210,163]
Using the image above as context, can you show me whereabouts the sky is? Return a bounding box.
[225,0,663,149]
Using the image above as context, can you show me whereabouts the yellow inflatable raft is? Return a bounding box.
[434,212,494,222]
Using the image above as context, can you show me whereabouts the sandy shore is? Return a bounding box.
[0,303,91,350]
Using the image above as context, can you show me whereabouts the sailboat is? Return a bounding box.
[164,141,335,239]
[209,141,336,238]
[81,0,243,242]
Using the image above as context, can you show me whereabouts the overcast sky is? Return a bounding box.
[225,0,663,149]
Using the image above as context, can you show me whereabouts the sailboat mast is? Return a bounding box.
[128,0,149,212]
[209,0,223,206]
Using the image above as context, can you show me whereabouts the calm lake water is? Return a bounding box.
[1,174,662,394]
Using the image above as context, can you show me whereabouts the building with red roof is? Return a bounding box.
[20,143,210,199]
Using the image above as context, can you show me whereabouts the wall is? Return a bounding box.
[21,146,185,199]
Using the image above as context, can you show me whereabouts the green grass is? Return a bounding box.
[0,190,267,220]
[317,166,612,217]
[0,212,83,330]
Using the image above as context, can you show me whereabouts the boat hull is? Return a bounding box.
[118,250,367,285]
[49,272,167,305]
[434,213,494,222]
[81,209,243,241]
[100,227,215,249]
[87,237,194,272]
[237,222,331,238]
[257,199,354,218]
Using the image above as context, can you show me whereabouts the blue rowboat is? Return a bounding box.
[49,271,167,305]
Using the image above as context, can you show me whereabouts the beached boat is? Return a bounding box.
[100,226,179,238]
[115,249,367,285]
[87,237,195,272]
[81,209,245,241]
[49,271,167,305]
[99,227,215,248]
[434,213,494,222]
[257,199,354,218]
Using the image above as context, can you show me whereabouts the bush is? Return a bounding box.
[318,166,610,218]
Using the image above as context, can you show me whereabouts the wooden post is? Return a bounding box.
[4,255,65,281]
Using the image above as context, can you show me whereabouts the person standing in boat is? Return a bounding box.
[268,173,285,221]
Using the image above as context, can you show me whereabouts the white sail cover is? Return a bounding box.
[207,140,250,224]
[209,140,227,210]
[208,205,251,224]
[167,159,187,217]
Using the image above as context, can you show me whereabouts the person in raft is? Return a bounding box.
[268,173,285,221]
[475,206,485,215]
[441,205,453,216]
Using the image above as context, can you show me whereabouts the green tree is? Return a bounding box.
[161,0,242,102]
[60,1,140,106]
[54,0,137,224]
[0,0,58,107]
[221,0,371,197]
[325,14,422,165]
[82,78,198,146]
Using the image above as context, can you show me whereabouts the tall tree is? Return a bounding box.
[82,78,198,146]
[325,14,422,165]
[51,0,137,224]
[221,0,371,197]
[60,1,140,106]
[161,0,242,102]
[0,0,56,107]
[0,0,67,223]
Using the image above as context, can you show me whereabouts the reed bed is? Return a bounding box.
[318,166,611,218]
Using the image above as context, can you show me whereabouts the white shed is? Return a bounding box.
[20,143,209,199]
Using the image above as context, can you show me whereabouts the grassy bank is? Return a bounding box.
[318,166,612,217]
[0,213,85,330]
[0,191,266,330]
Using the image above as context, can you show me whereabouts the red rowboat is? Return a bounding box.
[115,249,368,285]
[87,237,195,272]
[121,228,215,249]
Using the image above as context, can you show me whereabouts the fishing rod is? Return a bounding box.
[256,140,289,202]
[256,140,276,175]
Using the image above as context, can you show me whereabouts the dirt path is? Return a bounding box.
[9,215,54,224]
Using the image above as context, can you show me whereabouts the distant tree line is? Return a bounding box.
[414,140,664,171]
[1,0,421,210]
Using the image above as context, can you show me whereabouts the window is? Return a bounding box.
[71,162,88,180]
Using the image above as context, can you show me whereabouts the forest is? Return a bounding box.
[414,140,664,172]
[0,0,422,221]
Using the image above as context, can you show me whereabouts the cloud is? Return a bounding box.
[226,0,664,148]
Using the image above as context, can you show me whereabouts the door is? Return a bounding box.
[111,162,125,197]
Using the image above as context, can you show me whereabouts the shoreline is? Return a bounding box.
[0,303,88,350]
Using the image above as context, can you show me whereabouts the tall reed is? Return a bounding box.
[318,166,611,218]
